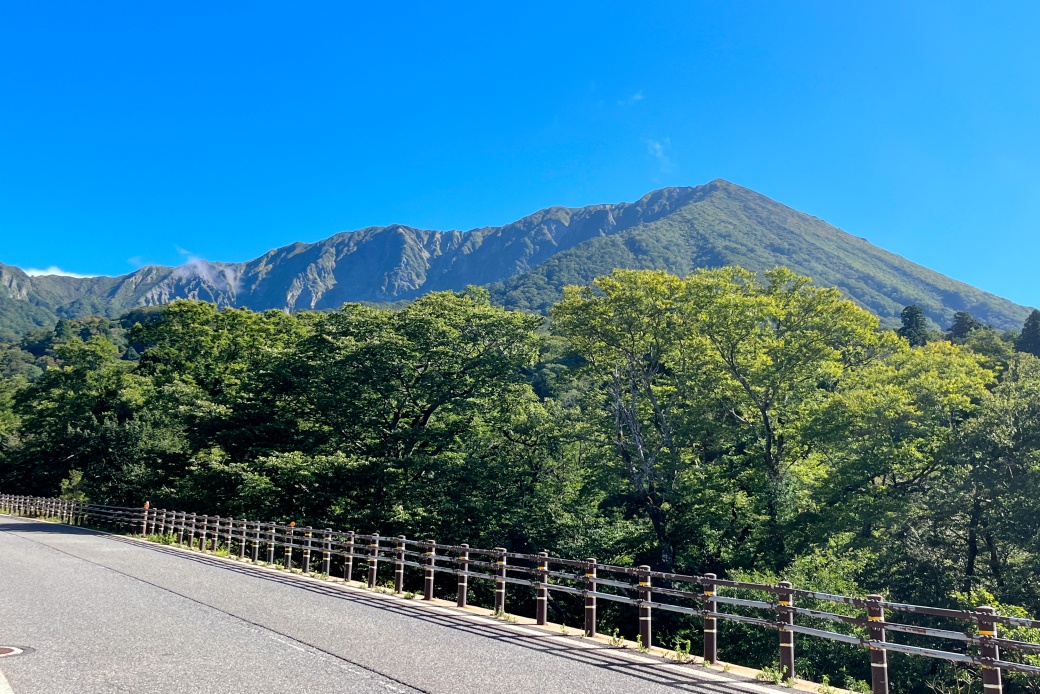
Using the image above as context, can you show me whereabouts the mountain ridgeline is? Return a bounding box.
[0,180,1031,340]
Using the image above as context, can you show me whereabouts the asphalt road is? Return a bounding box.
[0,515,783,694]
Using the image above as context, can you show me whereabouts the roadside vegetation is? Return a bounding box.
[2,266,1040,692]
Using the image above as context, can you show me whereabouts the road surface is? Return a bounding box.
[0,515,784,693]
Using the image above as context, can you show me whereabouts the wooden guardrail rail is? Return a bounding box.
[3,493,1039,693]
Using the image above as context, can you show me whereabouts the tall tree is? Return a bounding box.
[948,311,982,340]
[897,305,928,346]
[553,267,888,570]
[1015,309,1040,358]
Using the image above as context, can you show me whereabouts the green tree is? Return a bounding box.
[553,267,888,570]
[948,310,982,340]
[1015,309,1040,358]
[896,305,928,346]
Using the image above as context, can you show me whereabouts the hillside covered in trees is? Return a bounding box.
[2,267,1040,691]
[0,181,1032,342]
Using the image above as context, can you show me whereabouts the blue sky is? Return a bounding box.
[2,2,1038,309]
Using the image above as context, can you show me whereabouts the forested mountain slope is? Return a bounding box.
[0,180,1030,339]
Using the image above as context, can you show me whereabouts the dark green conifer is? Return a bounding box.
[948,311,982,340]
[1015,309,1040,357]
[897,305,928,346]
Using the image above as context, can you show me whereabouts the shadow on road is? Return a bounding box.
[3,518,779,693]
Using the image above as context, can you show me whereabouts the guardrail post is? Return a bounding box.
[187,513,196,547]
[267,523,276,564]
[457,544,469,607]
[585,557,597,637]
[345,531,355,582]
[424,540,436,600]
[978,606,1002,694]
[778,580,795,683]
[368,534,380,588]
[140,502,150,536]
[867,594,888,694]
[638,565,652,649]
[302,526,313,573]
[494,548,507,614]
[176,512,185,544]
[395,536,406,594]
[537,551,549,625]
[199,515,209,551]
[285,522,295,569]
[704,572,718,664]
[212,516,222,551]
[252,521,261,561]
[225,517,235,555]
[239,519,247,559]
[322,529,332,577]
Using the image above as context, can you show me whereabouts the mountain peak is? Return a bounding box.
[0,181,1032,341]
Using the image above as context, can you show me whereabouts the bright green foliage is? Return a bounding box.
[552,267,888,569]
[897,304,928,346]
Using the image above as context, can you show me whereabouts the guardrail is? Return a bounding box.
[3,493,1039,692]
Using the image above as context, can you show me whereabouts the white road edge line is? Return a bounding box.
[0,666,14,694]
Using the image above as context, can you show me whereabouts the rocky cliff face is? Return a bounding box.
[0,181,1031,339]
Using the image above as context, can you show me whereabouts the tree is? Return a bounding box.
[1015,309,1040,358]
[897,305,928,347]
[948,311,982,340]
[553,267,888,570]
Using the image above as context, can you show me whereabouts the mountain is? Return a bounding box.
[0,180,1031,341]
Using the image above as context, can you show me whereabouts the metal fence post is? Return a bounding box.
[537,551,549,625]
[345,531,355,582]
[868,594,888,694]
[778,581,795,683]
[457,544,469,607]
[140,502,150,537]
[395,536,406,594]
[704,573,718,664]
[424,540,436,600]
[199,515,208,551]
[267,523,276,564]
[585,557,597,637]
[177,511,185,545]
[225,517,234,555]
[494,547,507,614]
[148,506,157,536]
[368,534,380,588]
[188,513,197,548]
[302,526,313,573]
[239,519,247,559]
[252,521,261,562]
[638,565,652,649]
[285,522,295,570]
[322,529,332,577]
[978,606,1003,694]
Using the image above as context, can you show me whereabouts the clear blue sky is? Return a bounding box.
[2,2,1038,308]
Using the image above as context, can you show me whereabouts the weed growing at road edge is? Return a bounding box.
[756,663,786,685]
[609,628,625,648]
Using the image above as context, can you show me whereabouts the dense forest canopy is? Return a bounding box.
[3,268,1040,692]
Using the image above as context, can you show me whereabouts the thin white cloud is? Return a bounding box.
[618,90,644,106]
[646,137,677,173]
[24,266,97,278]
